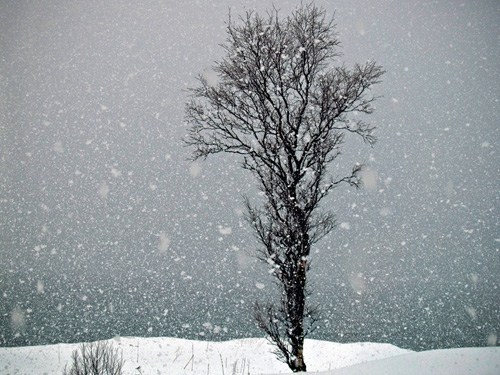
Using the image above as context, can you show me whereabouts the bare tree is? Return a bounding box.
[185,3,383,372]
[63,341,124,375]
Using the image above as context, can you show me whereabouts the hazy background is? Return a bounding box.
[1,0,499,350]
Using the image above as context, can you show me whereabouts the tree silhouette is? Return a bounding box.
[185,4,384,372]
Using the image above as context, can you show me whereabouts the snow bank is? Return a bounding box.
[0,336,497,375]
[306,347,500,375]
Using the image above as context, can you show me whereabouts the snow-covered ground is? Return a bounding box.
[0,336,498,375]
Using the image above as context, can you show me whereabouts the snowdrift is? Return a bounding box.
[0,336,498,375]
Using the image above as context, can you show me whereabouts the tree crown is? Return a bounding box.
[185,4,384,235]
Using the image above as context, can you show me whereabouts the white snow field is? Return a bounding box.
[0,336,498,375]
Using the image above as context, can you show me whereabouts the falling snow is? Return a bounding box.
[0,0,498,357]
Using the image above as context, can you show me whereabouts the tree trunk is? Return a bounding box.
[296,343,306,372]
[290,254,307,372]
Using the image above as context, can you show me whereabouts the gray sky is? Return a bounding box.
[1,0,499,349]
